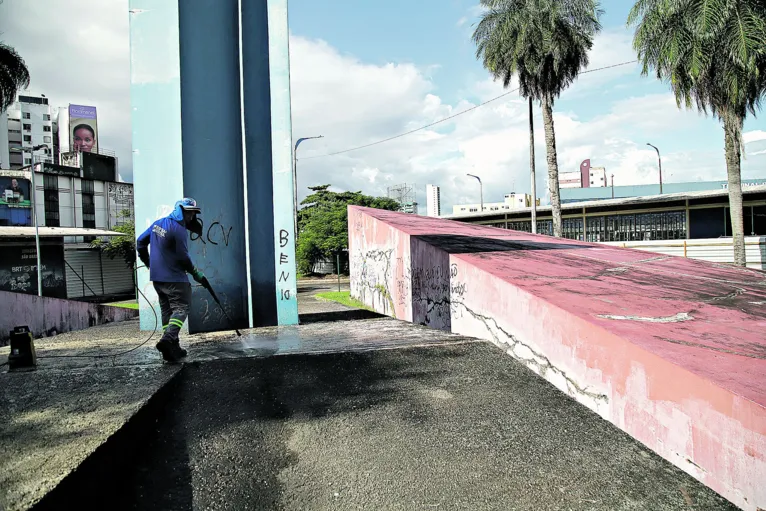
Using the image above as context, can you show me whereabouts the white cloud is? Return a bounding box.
[3,1,764,212]
[744,130,766,145]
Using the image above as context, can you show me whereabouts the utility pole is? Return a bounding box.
[293,135,323,239]
[466,174,483,213]
[611,174,614,199]
[529,97,537,234]
[11,145,48,296]
[646,143,663,194]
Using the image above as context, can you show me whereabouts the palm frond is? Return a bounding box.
[0,43,30,112]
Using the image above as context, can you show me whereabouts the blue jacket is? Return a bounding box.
[136,204,195,283]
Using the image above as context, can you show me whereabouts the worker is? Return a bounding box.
[136,198,207,363]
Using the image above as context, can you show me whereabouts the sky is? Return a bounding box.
[1,0,765,214]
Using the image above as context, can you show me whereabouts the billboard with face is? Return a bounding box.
[69,104,98,153]
[0,175,31,208]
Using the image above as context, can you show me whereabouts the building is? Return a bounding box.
[446,186,766,245]
[426,184,441,217]
[452,192,540,216]
[0,157,134,301]
[388,183,418,215]
[562,178,766,203]
[1,93,55,170]
[400,202,419,215]
[559,159,607,189]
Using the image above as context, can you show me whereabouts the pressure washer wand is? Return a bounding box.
[201,278,242,337]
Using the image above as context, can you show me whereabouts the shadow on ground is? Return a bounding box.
[39,343,738,511]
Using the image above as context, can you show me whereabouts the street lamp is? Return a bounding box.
[293,135,323,238]
[646,143,663,194]
[10,144,49,296]
[466,174,483,212]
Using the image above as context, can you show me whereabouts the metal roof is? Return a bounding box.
[444,184,766,220]
[0,226,126,237]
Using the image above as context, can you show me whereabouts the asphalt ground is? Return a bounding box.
[112,342,735,511]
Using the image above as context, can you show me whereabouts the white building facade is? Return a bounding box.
[0,160,134,301]
[452,192,539,216]
[1,94,55,170]
[426,184,441,217]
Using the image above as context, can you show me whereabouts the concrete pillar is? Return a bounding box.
[130,0,298,331]
[129,1,185,332]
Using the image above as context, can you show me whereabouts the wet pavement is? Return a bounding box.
[113,343,735,511]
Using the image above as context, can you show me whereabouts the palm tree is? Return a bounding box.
[628,0,766,267]
[0,43,30,113]
[473,0,602,237]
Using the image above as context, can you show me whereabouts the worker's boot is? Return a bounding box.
[172,339,188,358]
[156,337,186,363]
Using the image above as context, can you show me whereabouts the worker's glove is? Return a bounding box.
[191,268,205,284]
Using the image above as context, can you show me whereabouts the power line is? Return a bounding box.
[302,60,637,160]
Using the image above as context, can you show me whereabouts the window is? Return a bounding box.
[8,129,21,134]
[44,136,52,143]
[43,175,60,227]
[23,123,31,131]
[23,135,32,142]
[81,179,96,229]
[44,114,51,121]
[43,126,51,132]
[24,158,32,165]
[586,210,686,243]
[22,112,31,119]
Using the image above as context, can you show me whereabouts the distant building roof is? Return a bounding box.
[0,227,125,237]
[444,185,766,220]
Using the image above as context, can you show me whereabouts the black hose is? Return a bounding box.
[36,265,159,362]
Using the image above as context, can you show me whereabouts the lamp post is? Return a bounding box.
[646,143,663,194]
[293,135,323,238]
[466,174,483,212]
[11,144,49,296]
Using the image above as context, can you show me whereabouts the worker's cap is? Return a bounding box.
[178,197,201,213]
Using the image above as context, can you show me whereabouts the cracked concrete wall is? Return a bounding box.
[408,237,451,331]
[349,207,454,330]
[349,206,411,320]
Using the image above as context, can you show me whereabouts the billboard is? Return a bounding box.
[0,243,67,298]
[82,152,116,182]
[0,173,32,226]
[69,104,98,153]
[0,175,31,208]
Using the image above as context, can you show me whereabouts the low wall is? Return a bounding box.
[603,236,766,270]
[349,205,766,511]
[0,291,138,345]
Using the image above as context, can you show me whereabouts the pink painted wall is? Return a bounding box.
[0,290,138,345]
[348,205,766,511]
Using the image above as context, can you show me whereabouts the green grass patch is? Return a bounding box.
[314,291,373,311]
[107,300,139,310]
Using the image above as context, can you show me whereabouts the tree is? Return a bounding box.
[91,210,136,269]
[0,42,30,113]
[473,0,602,237]
[628,0,766,267]
[296,185,399,274]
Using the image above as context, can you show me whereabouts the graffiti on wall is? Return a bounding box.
[277,229,293,302]
[350,248,396,317]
